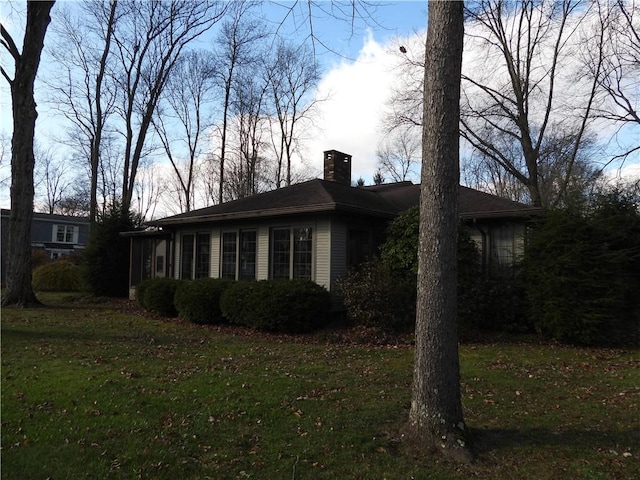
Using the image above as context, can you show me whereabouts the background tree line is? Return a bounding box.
[3,0,322,222]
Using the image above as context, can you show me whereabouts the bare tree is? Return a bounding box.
[110,0,227,215]
[407,0,472,463]
[590,0,640,160]
[461,0,604,207]
[152,49,216,212]
[34,145,72,214]
[265,40,321,187]
[1,0,55,307]
[212,0,266,203]
[375,127,421,182]
[46,0,118,224]
[226,71,270,200]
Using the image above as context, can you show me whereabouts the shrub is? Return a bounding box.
[142,277,182,317]
[84,204,139,297]
[524,189,640,346]
[220,280,331,333]
[135,278,154,309]
[174,278,233,324]
[32,261,84,292]
[336,261,416,331]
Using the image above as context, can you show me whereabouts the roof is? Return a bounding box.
[151,179,542,227]
[1,209,89,225]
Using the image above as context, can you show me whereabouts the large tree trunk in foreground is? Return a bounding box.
[1,1,55,307]
[407,0,472,463]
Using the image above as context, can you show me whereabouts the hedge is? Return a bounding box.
[174,278,233,324]
[220,280,331,333]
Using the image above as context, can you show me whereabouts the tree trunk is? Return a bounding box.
[1,1,55,307]
[407,0,472,463]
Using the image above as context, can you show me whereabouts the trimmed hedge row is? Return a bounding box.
[135,278,331,333]
[174,278,232,324]
[220,280,331,333]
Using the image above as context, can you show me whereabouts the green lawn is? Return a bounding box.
[1,293,638,479]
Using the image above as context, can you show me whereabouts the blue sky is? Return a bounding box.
[0,1,430,210]
[1,1,638,213]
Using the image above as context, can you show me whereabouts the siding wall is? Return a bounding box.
[257,226,269,280]
[315,218,331,290]
[210,230,220,278]
[329,219,348,290]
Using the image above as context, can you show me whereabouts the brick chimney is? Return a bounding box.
[323,150,352,185]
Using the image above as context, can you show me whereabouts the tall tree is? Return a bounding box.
[212,0,265,203]
[265,40,320,188]
[48,0,118,224]
[152,49,216,213]
[226,70,270,200]
[111,0,227,215]
[407,0,472,463]
[1,1,55,307]
[590,0,639,160]
[461,0,603,207]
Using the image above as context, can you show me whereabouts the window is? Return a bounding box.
[195,233,210,278]
[55,225,76,243]
[491,226,514,268]
[181,234,194,279]
[221,232,237,279]
[181,233,211,279]
[270,227,313,280]
[347,229,372,267]
[220,230,257,280]
[239,230,257,280]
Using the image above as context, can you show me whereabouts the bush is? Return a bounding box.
[32,261,84,292]
[336,261,416,331]
[135,278,154,309]
[142,278,182,317]
[524,189,640,346]
[84,204,139,297]
[220,280,331,333]
[174,278,233,324]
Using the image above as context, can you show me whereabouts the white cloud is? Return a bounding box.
[303,32,405,183]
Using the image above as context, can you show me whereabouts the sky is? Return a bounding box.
[0,0,429,211]
[1,0,638,214]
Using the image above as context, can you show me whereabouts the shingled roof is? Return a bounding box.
[151,179,541,227]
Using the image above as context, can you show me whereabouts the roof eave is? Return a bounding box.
[149,202,398,227]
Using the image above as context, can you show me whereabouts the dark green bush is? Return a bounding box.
[135,278,154,309]
[142,278,182,317]
[84,204,139,297]
[32,261,84,292]
[336,261,416,331]
[524,189,640,346]
[220,280,331,333]
[174,278,233,324]
[359,205,526,334]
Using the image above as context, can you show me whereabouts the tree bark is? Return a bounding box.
[407,0,472,463]
[1,1,55,307]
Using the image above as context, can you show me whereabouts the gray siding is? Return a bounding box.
[329,219,348,290]
[315,218,331,290]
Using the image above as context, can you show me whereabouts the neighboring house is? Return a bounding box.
[125,150,542,299]
[1,209,90,285]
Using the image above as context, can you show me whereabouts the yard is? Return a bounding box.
[1,293,638,479]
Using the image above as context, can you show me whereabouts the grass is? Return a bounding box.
[1,293,638,480]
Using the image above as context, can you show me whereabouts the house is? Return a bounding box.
[1,209,90,285]
[125,150,542,299]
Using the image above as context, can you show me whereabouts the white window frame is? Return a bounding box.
[53,225,78,244]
